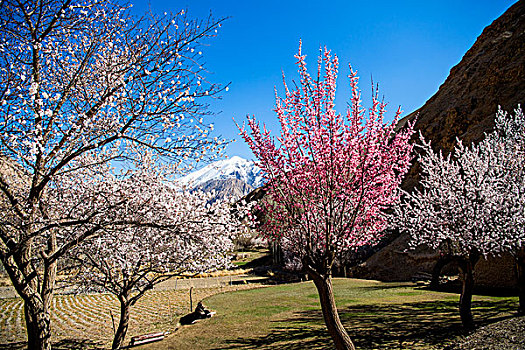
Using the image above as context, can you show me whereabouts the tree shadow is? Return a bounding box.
[0,342,26,350]
[215,299,517,350]
[352,283,415,292]
[0,339,105,350]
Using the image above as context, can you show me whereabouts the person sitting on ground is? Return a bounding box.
[179,302,216,325]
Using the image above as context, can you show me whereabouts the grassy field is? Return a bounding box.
[0,249,269,349]
[0,271,518,349]
[0,280,262,349]
[138,278,518,350]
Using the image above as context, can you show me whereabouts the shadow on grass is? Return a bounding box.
[215,299,517,350]
[0,339,105,350]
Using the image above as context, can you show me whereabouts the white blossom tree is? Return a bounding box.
[62,167,250,349]
[0,0,229,348]
[485,106,525,315]
[395,106,525,328]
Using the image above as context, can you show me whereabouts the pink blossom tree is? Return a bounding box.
[0,0,229,348]
[237,43,415,350]
[63,167,250,349]
[395,106,525,328]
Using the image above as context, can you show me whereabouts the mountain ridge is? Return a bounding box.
[178,156,265,202]
[179,156,264,189]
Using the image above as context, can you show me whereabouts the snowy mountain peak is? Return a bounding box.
[178,156,265,189]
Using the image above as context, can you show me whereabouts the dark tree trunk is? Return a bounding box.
[517,247,525,315]
[457,252,480,329]
[25,306,39,350]
[2,236,56,350]
[23,296,52,350]
[307,268,355,350]
[112,295,131,350]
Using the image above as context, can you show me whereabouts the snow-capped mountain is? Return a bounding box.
[178,156,265,189]
[178,156,265,202]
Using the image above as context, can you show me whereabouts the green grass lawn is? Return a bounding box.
[139,278,518,350]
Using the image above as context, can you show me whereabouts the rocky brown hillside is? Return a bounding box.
[355,0,525,287]
[399,0,525,189]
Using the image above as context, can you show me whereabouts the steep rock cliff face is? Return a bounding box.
[399,0,525,190]
[356,0,525,287]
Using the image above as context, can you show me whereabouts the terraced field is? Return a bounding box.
[0,276,264,348]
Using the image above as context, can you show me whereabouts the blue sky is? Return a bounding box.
[132,0,516,161]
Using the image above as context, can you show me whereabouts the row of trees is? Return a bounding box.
[0,1,253,349]
[1,0,522,350]
[240,42,524,349]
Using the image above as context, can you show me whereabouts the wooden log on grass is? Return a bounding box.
[129,332,166,346]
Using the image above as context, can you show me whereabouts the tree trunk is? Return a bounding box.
[23,296,53,350]
[25,306,39,350]
[2,238,55,350]
[457,252,479,329]
[308,269,355,350]
[112,295,131,350]
[3,257,53,350]
[517,247,525,315]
